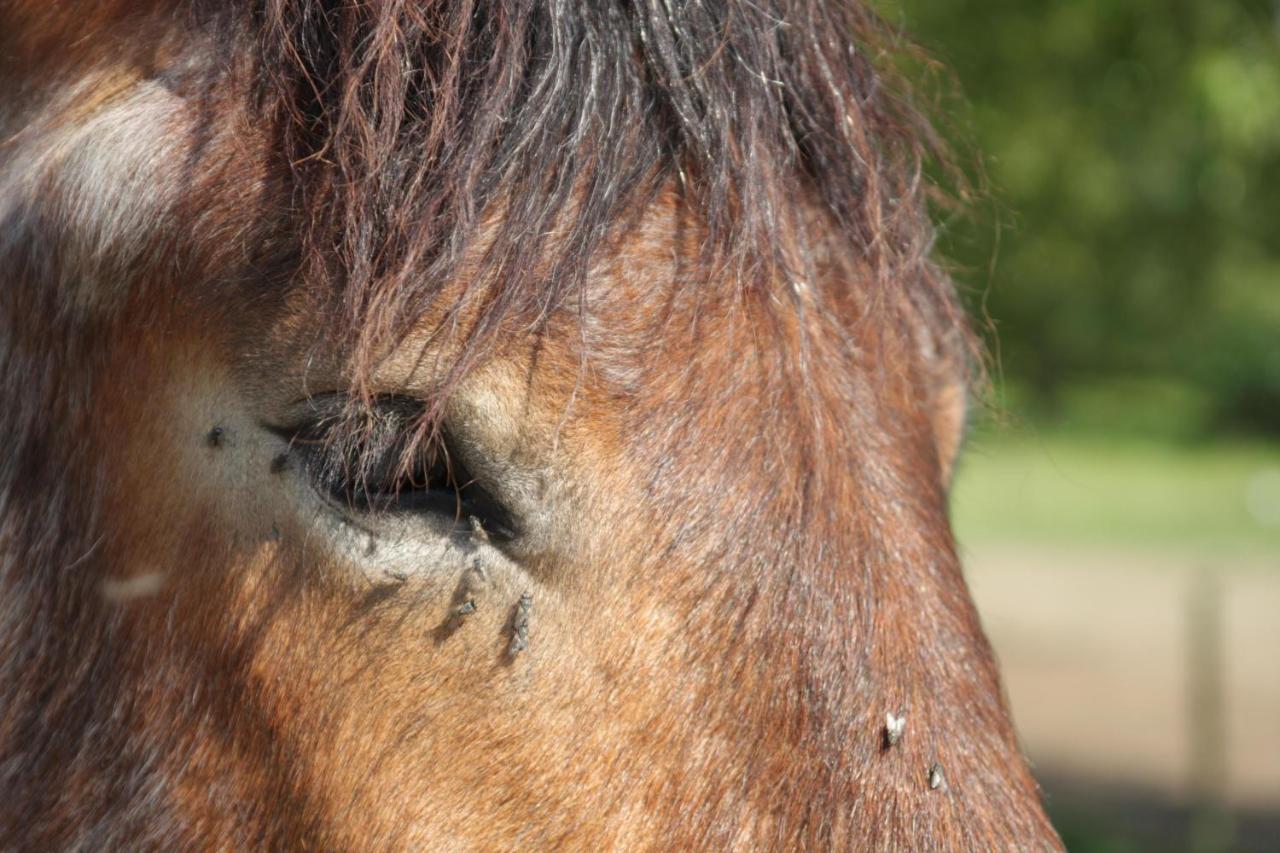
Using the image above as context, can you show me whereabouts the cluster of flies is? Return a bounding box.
[463,516,532,656]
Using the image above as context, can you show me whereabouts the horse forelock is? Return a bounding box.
[252,0,976,399]
[1,0,975,411]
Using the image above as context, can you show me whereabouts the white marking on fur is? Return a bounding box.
[101,571,166,602]
[0,71,192,313]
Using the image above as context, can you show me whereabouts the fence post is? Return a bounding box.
[1187,566,1233,852]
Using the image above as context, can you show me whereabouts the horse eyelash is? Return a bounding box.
[266,396,432,488]
[263,396,519,541]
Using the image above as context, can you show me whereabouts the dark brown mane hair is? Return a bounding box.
[257,0,970,398]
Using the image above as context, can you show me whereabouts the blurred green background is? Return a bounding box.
[883,1,1280,850]
[895,0,1280,441]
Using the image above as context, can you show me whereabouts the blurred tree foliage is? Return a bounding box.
[886,0,1280,436]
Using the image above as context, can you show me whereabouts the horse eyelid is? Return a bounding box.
[262,409,519,540]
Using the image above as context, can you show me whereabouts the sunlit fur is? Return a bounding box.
[0,1,1059,848]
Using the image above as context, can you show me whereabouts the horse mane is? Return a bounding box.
[255,0,971,398]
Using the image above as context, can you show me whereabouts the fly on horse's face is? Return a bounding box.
[0,1,1060,848]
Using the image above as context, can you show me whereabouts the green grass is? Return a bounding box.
[950,430,1280,556]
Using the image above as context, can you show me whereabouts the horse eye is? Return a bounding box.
[274,399,518,542]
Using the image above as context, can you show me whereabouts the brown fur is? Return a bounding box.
[0,2,1059,848]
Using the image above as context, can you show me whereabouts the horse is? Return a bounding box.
[0,1,1060,848]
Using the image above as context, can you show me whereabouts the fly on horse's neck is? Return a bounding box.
[0,1,1059,848]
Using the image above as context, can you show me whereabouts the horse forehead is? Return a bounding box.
[1,32,271,325]
[1,75,182,291]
